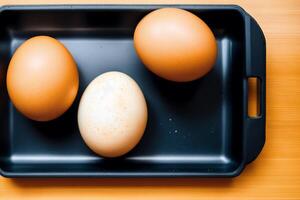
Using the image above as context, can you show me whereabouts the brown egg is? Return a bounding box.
[134,8,217,82]
[7,36,79,121]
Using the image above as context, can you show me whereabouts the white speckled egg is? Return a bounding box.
[78,71,148,157]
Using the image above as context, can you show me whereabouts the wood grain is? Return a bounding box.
[1,0,300,199]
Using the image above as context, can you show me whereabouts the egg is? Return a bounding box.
[78,72,148,158]
[7,36,79,121]
[134,8,217,82]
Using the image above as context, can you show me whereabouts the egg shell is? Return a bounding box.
[77,71,148,158]
[6,36,79,121]
[134,8,217,82]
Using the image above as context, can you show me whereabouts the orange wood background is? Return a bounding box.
[1,0,300,199]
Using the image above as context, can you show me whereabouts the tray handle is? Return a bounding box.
[244,15,266,163]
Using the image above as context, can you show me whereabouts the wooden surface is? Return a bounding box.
[1,0,300,199]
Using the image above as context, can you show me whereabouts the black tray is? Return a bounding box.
[0,5,266,177]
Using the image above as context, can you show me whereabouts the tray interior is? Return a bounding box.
[0,7,245,176]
